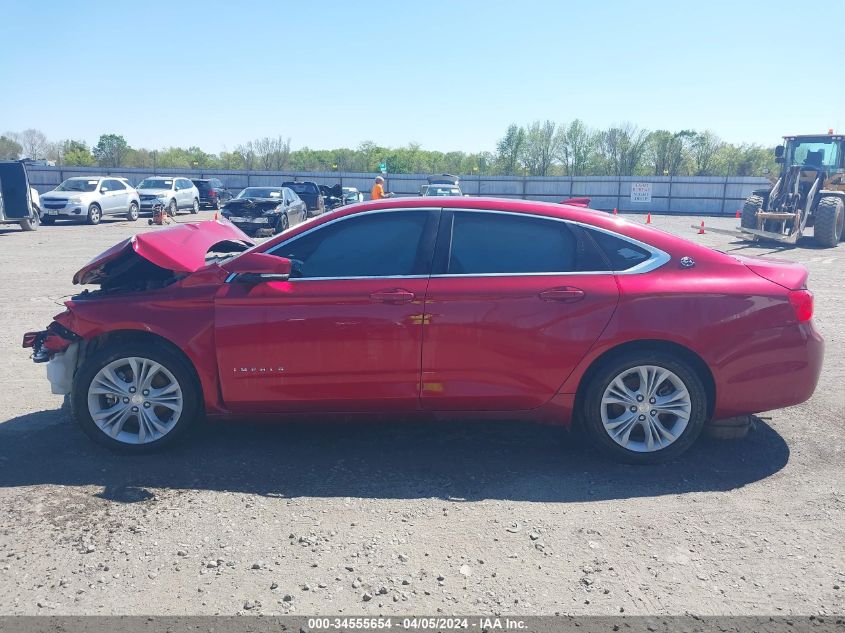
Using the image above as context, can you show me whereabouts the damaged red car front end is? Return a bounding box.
[22,220,253,393]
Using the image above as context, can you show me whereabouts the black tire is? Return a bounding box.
[86,203,102,225]
[274,213,289,235]
[190,198,199,214]
[71,341,202,453]
[41,215,55,225]
[741,195,762,230]
[581,350,708,464]
[813,196,844,248]
[126,201,139,221]
[19,213,39,231]
[168,199,178,217]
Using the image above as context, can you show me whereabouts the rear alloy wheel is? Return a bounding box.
[72,342,201,452]
[126,201,139,221]
[191,198,199,214]
[582,351,707,464]
[168,199,178,217]
[813,196,844,247]
[741,194,762,231]
[86,203,101,225]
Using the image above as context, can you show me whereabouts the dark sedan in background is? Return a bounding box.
[220,186,307,236]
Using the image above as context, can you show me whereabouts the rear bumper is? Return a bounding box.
[712,321,824,418]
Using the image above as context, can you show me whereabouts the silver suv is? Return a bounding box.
[137,177,200,216]
[40,177,141,225]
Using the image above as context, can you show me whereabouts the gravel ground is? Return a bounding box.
[0,210,842,616]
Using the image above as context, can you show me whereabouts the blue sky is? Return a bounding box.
[0,0,840,153]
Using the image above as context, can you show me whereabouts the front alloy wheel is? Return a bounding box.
[582,352,707,463]
[73,343,200,452]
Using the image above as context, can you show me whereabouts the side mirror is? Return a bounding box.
[775,156,785,164]
[224,252,291,283]
[775,145,785,158]
[100,187,109,193]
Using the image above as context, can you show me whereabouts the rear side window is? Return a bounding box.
[585,229,652,271]
[446,211,580,274]
[273,211,432,279]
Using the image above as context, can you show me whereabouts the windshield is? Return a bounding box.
[426,186,462,196]
[56,179,98,192]
[138,178,173,190]
[236,187,282,199]
[787,139,840,170]
[283,182,319,195]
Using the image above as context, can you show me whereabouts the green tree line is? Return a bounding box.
[1,122,777,177]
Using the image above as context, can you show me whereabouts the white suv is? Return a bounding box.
[137,177,200,216]
[40,177,141,225]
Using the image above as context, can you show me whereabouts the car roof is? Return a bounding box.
[295,196,728,265]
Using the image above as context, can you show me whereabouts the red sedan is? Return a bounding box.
[23,197,823,463]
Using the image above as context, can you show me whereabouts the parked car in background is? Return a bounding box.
[0,160,41,231]
[282,180,325,217]
[221,186,307,236]
[137,177,199,216]
[24,197,823,462]
[320,185,366,210]
[421,174,463,197]
[343,187,364,204]
[39,176,140,225]
[191,178,232,209]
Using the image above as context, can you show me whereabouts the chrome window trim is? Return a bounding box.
[431,208,670,278]
[231,206,670,283]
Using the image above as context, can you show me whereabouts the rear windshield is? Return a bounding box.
[56,179,98,192]
[284,182,319,195]
[192,180,212,191]
[137,178,173,189]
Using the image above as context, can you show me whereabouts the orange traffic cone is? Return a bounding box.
[214,211,218,221]
[698,220,705,235]
[613,207,618,215]
[646,213,652,224]
[735,209,741,219]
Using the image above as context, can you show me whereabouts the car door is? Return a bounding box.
[175,179,188,208]
[420,209,620,411]
[214,208,440,413]
[105,179,128,215]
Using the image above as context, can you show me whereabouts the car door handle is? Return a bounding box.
[370,289,415,304]
[539,287,585,303]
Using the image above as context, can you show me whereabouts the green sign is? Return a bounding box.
[378,162,387,173]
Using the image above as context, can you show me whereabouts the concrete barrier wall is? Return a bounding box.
[25,166,769,216]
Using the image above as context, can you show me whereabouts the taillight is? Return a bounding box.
[788,289,814,323]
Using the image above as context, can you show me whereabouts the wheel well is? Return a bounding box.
[573,339,716,421]
[81,329,204,401]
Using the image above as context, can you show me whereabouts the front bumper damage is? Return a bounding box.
[22,322,82,395]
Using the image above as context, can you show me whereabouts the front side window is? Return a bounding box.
[106,179,126,191]
[272,211,432,279]
[446,211,580,275]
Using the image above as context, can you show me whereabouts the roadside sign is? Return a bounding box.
[631,182,652,203]
[379,162,387,173]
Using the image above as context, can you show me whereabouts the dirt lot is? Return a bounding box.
[0,211,842,616]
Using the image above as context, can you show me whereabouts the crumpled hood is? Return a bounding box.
[73,220,254,285]
[223,198,282,217]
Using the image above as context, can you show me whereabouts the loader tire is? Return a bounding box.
[741,195,763,231]
[813,196,844,248]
